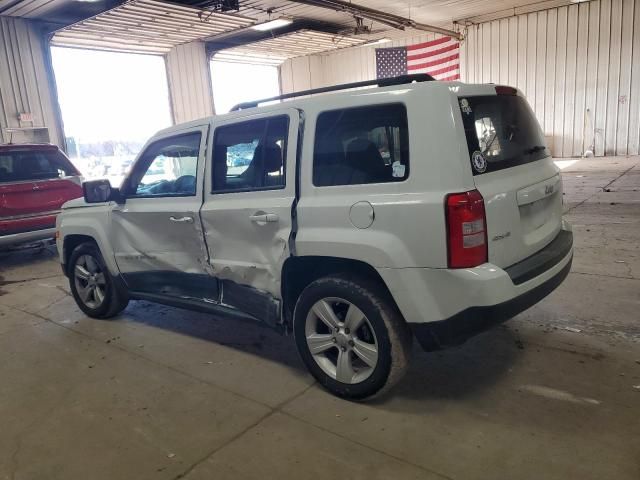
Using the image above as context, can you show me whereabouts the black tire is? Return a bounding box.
[68,242,129,319]
[293,274,412,400]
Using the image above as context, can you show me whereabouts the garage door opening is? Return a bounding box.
[51,47,172,186]
[210,60,280,114]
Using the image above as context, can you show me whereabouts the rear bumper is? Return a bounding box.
[377,222,573,351]
[0,227,56,248]
[410,254,572,350]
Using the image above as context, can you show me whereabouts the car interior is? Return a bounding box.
[0,152,74,183]
[132,144,199,196]
[313,106,409,187]
[213,118,286,192]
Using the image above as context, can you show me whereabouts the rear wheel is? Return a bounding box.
[69,242,128,318]
[293,274,412,400]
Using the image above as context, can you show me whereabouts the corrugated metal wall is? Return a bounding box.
[0,17,63,146]
[463,0,640,157]
[281,0,640,157]
[280,32,440,92]
[165,41,215,123]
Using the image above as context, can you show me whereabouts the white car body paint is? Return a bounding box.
[199,108,301,299]
[109,124,212,279]
[57,79,572,335]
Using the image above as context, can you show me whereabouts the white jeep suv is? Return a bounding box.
[57,75,573,399]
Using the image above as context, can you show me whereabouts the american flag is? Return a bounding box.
[376,36,460,81]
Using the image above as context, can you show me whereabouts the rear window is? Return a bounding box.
[0,149,78,183]
[458,94,549,175]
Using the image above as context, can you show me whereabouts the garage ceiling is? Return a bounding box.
[49,0,254,54]
[2,0,581,29]
[214,28,369,64]
[3,0,581,58]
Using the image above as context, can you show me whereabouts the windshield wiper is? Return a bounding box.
[481,132,498,155]
[524,145,546,155]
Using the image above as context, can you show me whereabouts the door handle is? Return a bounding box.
[169,215,194,223]
[249,213,279,223]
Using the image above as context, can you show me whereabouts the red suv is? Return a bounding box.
[0,144,82,248]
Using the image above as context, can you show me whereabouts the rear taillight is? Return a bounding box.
[445,190,488,268]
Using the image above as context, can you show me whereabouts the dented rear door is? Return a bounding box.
[200,108,301,324]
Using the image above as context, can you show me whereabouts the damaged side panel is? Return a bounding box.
[109,124,217,299]
[123,271,219,302]
[111,205,212,276]
[219,279,280,327]
[199,108,301,326]
[199,193,293,326]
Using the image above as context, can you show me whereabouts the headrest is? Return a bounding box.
[255,143,283,173]
[345,139,383,165]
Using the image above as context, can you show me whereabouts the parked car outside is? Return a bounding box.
[0,143,82,248]
[57,75,573,400]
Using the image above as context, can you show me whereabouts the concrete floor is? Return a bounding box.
[1,156,639,480]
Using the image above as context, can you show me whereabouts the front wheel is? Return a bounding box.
[293,274,412,400]
[68,242,129,318]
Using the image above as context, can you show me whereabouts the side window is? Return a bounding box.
[124,132,201,198]
[313,104,409,187]
[0,151,76,183]
[212,115,288,193]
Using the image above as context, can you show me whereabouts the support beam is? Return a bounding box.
[165,40,215,124]
[287,0,462,40]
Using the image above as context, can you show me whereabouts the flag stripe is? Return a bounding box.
[409,59,460,75]
[407,43,459,62]
[410,67,459,78]
[418,63,459,77]
[406,38,458,57]
[407,49,459,67]
[406,36,451,51]
[407,53,459,71]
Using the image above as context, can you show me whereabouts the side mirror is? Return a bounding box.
[83,179,122,203]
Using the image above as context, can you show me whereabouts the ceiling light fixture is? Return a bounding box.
[357,37,391,47]
[369,37,391,45]
[251,18,293,31]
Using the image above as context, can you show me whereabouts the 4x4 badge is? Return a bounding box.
[471,151,487,173]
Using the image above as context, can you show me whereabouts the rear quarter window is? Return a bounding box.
[459,94,549,175]
[313,103,409,187]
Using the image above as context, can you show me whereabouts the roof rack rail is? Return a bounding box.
[230,73,435,111]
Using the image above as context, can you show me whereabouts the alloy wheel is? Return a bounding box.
[304,297,379,384]
[74,254,107,309]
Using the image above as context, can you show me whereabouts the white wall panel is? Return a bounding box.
[0,17,63,147]
[629,0,640,155]
[165,41,214,123]
[280,0,639,157]
[463,0,639,157]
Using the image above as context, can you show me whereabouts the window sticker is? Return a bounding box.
[392,161,406,178]
[460,98,472,115]
[471,150,487,173]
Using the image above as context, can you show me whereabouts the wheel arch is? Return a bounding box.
[62,234,97,276]
[281,256,400,327]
